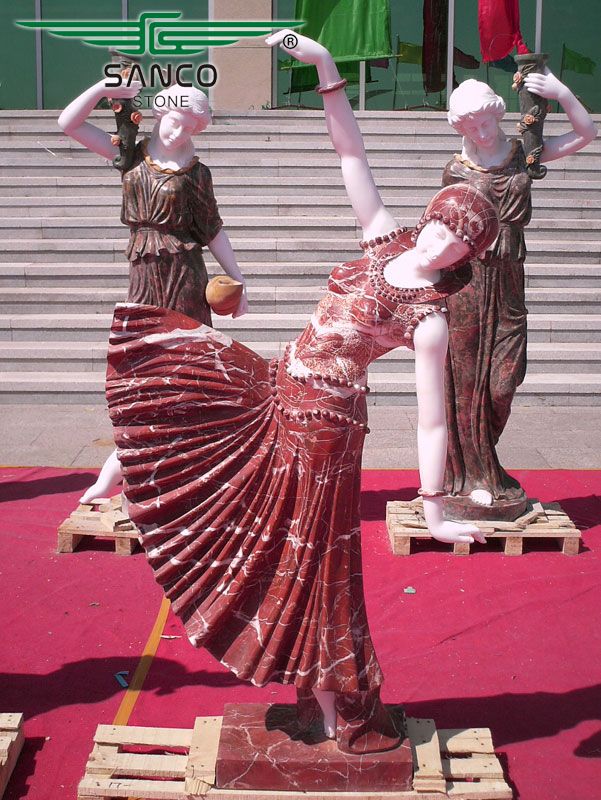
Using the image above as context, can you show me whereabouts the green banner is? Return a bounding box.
[562,45,596,75]
[288,0,391,94]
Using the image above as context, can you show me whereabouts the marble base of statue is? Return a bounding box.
[443,493,528,522]
[215,703,413,793]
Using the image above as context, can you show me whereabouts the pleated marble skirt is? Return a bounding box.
[106,303,383,694]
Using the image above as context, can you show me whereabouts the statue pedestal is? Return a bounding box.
[77,712,513,799]
[443,493,528,522]
[57,495,139,555]
[215,703,412,792]
[387,498,581,556]
[0,713,24,799]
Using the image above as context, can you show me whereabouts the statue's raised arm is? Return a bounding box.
[58,78,143,160]
[266,30,397,239]
[522,69,598,162]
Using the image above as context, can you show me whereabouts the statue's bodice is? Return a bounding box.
[288,230,471,384]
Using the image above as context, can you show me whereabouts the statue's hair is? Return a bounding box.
[447,79,506,131]
[152,86,211,133]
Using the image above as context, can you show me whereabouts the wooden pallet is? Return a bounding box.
[77,716,512,800]
[0,713,24,799]
[57,495,139,555]
[387,498,581,556]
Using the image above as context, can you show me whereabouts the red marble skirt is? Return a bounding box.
[106,304,384,694]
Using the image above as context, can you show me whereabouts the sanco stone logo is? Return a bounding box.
[16,12,303,57]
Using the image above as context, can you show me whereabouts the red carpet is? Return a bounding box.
[1,467,600,800]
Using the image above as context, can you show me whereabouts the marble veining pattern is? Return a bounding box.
[106,231,470,694]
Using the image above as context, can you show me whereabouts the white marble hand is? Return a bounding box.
[232,288,249,318]
[523,68,566,102]
[265,29,329,66]
[422,496,487,544]
[427,519,486,545]
[102,79,143,100]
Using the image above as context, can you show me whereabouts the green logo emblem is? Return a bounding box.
[17,12,303,56]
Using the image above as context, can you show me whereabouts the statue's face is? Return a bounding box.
[158,109,208,149]
[459,110,500,149]
[414,221,470,270]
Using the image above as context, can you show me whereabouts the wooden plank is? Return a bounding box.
[185,716,222,795]
[393,536,412,556]
[443,756,504,781]
[93,724,192,748]
[78,719,513,800]
[87,750,187,779]
[453,542,471,556]
[562,536,580,555]
[516,508,543,528]
[504,537,523,556]
[77,775,185,799]
[0,722,24,800]
[0,735,15,759]
[207,790,434,799]
[438,728,494,754]
[387,499,581,557]
[0,715,23,732]
[406,718,446,794]
[115,537,137,556]
[446,780,512,799]
[86,743,119,777]
[57,530,83,553]
[57,499,139,554]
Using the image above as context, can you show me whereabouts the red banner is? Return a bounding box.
[478,0,530,62]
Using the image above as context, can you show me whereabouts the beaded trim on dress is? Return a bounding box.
[365,234,470,305]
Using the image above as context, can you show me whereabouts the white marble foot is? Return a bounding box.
[470,489,494,506]
[79,448,122,504]
[312,688,336,739]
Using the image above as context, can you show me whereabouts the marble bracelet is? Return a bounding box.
[315,78,348,95]
[417,488,446,498]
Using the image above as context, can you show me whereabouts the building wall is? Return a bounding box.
[1,1,599,113]
[209,0,273,112]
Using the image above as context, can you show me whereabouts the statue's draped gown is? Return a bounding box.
[106,229,471,692]
[442,141,531,501]
[122,139,223,324]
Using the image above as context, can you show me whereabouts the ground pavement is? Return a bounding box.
[2,404,601,471]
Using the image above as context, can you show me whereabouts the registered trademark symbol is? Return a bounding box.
[283,34,298,49]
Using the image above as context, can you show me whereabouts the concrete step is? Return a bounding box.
[1,215,600,242]
[2,111,594,136]
[3,262,601,288]
[3,194,601,221]
[1,368,599,405]
[1,313,600,344]
[6,129,601,152]
[0,107,596,131]
[0,238,598,264]
[2,341,599,375]
[5,137,601,167]
[2,154,599,180]
[1,286,600,315]
[3,174,601,200]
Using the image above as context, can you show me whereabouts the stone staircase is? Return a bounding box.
[0,109,600,404]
